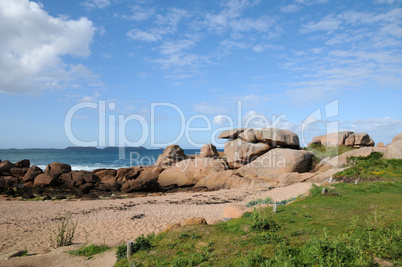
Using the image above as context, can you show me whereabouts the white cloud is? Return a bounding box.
[122,5,154,21]
[0,0,96,94]
[82,0,110,9]
[300,14,342,33]
[127,8,189,42]
[213,115,229,125]
[127,29,161,42]
[340,117,402,144]
[280,4,302,13]
[205,0,274,33]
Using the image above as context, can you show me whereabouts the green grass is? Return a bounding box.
[69,244,110,257]
[114,181,402,266]
[334,152,402,182]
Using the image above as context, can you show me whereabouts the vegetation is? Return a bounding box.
[116,234,155,263]
[306,144,355,159]
[245,195,303,207]
[334,152,402,182]
[69,244,110,257]
[114,181,402,266]
[50,212,77,248]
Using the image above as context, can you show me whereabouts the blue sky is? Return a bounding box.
[0,0,401,149]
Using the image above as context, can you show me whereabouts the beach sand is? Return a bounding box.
[0,183,312,265]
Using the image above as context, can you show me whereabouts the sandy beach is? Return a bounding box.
[0,183,312,256]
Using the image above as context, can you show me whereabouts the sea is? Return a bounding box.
[0,148,202,171]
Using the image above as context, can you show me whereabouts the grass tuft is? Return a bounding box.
[69,244,110,257]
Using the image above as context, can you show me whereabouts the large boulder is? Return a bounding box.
[0,160,16,174]
[310,131,354,146]
[194,170,269,190]
[198,143,219,158]
[237,148,313,181]
[0,176,18,191]
[16,159,30,168]
[34,174,58,187]
[121,167,163,192]
[383,140,402,159]
[72,171,99,184]
[158,158,228,187]
[344,132,374,147]
[224,139,271,169]
[239,128,261,143]
[218,128,246,140]
[154,145,186,168]
[10,167,29,179]
[44,162,71,178]
[23,166,43,182]
[257,128,300,148]
[392,133,402,143]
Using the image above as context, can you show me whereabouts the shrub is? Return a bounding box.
[50,212,77,248]
[309,184,324,197]
[250,208,279,232]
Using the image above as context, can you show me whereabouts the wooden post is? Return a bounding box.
[322,188,326,194]
[355,179,358,185]
[273,204,277,213]
[127,241,133,258]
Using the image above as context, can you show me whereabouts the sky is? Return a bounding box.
[0,0,401,149]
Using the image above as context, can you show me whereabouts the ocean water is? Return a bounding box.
[0,148,201,171]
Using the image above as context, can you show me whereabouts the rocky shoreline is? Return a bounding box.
[1,129,401,200]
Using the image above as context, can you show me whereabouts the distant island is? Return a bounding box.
[65,146,149,151]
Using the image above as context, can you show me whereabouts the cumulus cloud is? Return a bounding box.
[0,0,96,94]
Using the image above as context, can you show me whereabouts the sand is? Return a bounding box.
[0,183,312,265]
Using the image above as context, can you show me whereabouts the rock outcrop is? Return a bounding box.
[237,149,313,181]
[198,143,219,158]
[23,166,43,182]
[154,145,186,169]
[224,139,271,169]
[0,160,16,175]
[376,142,386,148]
[383,140,402,159]
[309,131,374,148]
[121,167,163,192]
[392,133,402,143]
[218,128,246,140]
[158,158,228,187]
[194,170,269,190]
[34,174,58,187]
[44,162,71,178]
[310,131,353,146]
[256,128,300,148]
